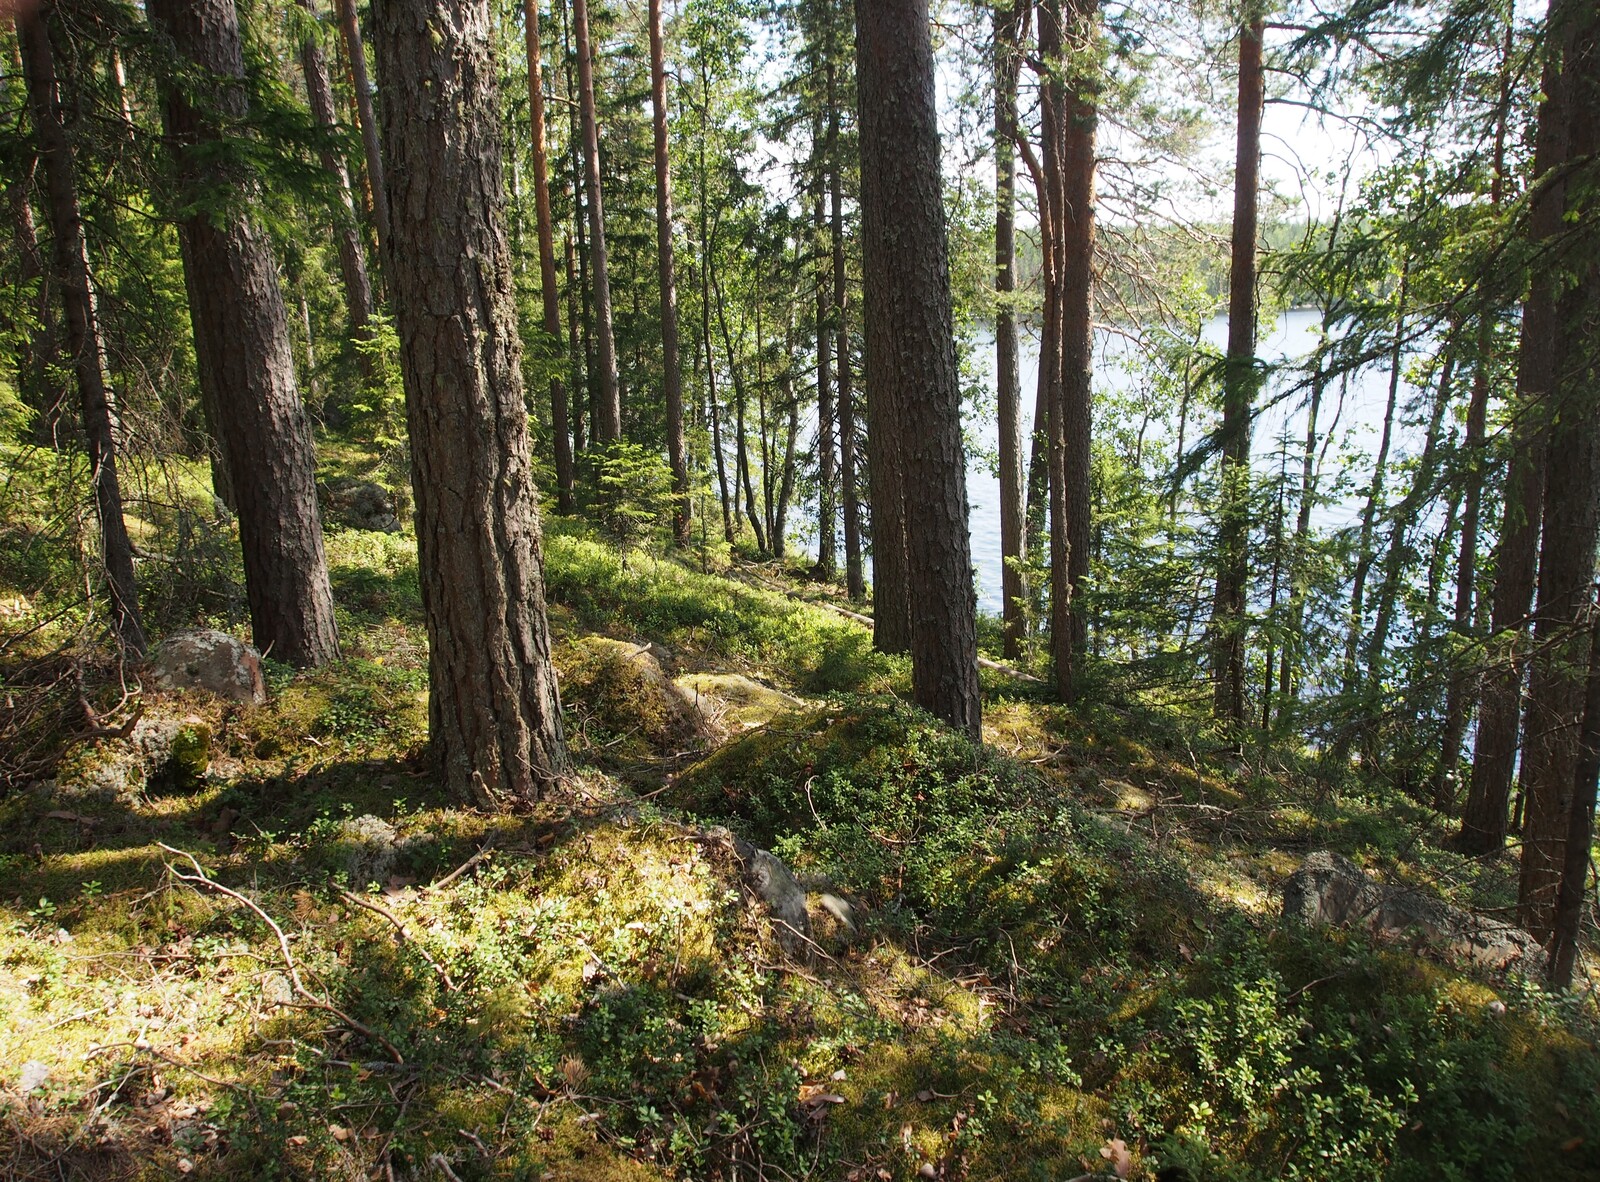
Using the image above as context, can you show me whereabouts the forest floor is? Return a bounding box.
[1,450,1599,1181]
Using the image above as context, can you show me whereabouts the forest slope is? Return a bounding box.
[1,489,1597,1181]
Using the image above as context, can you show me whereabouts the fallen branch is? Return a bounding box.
[157,843,404,1063]
[336,886,457,992]
[429,837,497,891]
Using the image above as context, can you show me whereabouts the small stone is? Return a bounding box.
[18,1060,49,1094]
[1486,1000,1507,1017]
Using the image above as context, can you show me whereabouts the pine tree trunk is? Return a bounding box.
[995,0,1025,660]
[149,0,339,669]
[1548,587,1600,988]
[1054,0,1098,700]
[297,0,374,424]
[833,142,865,602]
[1517,0,1600,938]
[526,0,575,514]
[647,0,689,543]
[1342,265,1408,698]
[371,0,566,804]
[1278,365,1325,708]
[716,279,766,553]
[1461,22,1574,854]
[1437,17,1514,813]
[572,0,621,444]
[1210,6,1263,730]
[855,0,980,736]
[332,0,389,261]
[18,7,145,656]
[1364,349,1454,687]
[814,81,838,580]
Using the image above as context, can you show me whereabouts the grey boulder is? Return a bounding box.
[1282,850,1545,974]
[150,630,267,704]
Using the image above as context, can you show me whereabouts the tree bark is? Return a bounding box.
[149,0,339,669]
[1517,0,1600,939]
[855,0,980,736]
[995,0,1025,660]
[572,0,621,444]
[332,0,389,262]
[715,278,766,553]
[1548,586,1600,988]
[1461,18,1575,854]
[1052,0,1097,700]
[833,133,865,602]
[648,0,690,544]
[18,7,145,656]
[525,0,575,514]
[371,0,566,803]
[296,0,375,389]
[814,99,838,580]
[1210,5,1264,730]
[1437,16,1515,813]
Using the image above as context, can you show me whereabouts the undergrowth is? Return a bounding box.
[1,463,1597,1180]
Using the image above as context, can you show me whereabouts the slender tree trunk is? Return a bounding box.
[1210,5,1264,730]
[716,279,765,553]
[297,0,374,416]
[525,0,575,514]
[564,235,586,457]
[149,0,339,668]
[332,0,389,261]
[774,333,799,559]
[1054,0,1098,699]
[995,0,1025,660]
[1365,348,1454,686]
[814,97,837,580]
[572,0,620,443]
[1279,366,1325,707]
[18,7,145,655]
[646,0,689,543]
[371,0,566,803]
[297,286,320,405]
[1437,18,1515,812]
[833,138,865,602]
[1343,264,1409,691]
[855,0,980,736]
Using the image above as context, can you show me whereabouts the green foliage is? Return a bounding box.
[595,441,678,550]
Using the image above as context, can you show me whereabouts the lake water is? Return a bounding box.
[796,307,1420,614]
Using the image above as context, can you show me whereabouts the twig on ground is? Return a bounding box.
[336,886,457,991]
[157,843,404,1063]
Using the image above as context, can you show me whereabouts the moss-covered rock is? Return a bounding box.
[556,636,715,761]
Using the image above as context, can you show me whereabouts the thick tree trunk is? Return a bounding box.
[833,143,865,602]
[149,0,339,669]
[855,0,980,736]
[1517,0,1600,938]
[332,0,389,261]
[647,0,689,544]
[1462,23,1574,854]
[371,0,566,803]
[995,0,1025,660]
[1549,587,1600,988]
[1210,6,1263,730]
[525,0,575,514]
[297,0,375,408]
[18,8,145,656]
[572,0,621,444]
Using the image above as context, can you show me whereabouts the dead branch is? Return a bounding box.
[158,843,405,1063]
